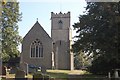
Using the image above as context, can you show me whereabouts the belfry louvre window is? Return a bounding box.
[30,39,43,58]
[58,20,63,29]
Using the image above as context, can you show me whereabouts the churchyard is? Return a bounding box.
[1,66,120,80]
[1,68,87,80]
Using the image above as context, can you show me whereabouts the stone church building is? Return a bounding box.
[20,12,74,71]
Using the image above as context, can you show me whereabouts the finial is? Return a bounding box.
[60,12,62,14]
[37,18,38,21]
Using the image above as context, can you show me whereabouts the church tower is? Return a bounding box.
[51,12,74,70]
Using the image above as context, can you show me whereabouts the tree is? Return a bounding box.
[72,2,120,75]
[1,0,22,62]
[74,51,91,70]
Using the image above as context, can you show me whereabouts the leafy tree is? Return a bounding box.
[1,0,22,62]
[74,51,91,69]
[72,2,120,75]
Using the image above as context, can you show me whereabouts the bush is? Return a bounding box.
[88,56,120,75]
[33,73,50,80]
[33,73,43,80]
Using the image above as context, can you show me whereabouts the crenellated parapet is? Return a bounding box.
[51,11,70,18]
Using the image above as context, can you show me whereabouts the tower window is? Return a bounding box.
[60,40,61,45]
[58,20,63,29]
[30,39,43,58]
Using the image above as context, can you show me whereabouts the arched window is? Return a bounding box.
[30,39,43,58]
[58,20,63,29]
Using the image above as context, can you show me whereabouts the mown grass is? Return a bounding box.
[6,74,33,78]
[47,70,88,74]
[6,69,120,80]
[5,70,110,80]
[6,70,88,79]
[47,71,68,78]
[47,70,88,79]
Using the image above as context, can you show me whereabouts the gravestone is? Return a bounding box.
[15,69,26,80]
[41,66,46,74]
[108,72,111,79]
[114,69,119,78]
[2,66,6,75]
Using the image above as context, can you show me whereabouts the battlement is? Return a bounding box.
[51,11,70,18]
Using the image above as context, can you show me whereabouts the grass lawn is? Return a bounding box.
[6,70,88,79]
[6,73,33,78]
[47,70,88,78]
[47,70,87,74]
[5,70,108,80]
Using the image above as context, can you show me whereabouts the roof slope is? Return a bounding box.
[23,21,52,40]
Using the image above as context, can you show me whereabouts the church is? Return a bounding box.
[20,12,74,71]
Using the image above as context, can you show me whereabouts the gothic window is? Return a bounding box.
[58,20,63,29]
[30,39,43,58]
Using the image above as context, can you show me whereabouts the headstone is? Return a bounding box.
[41,66,46,74]
[2,66,6,75]
[114,69,119,78]
[15,69,26,80]
[108,72,111,78]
